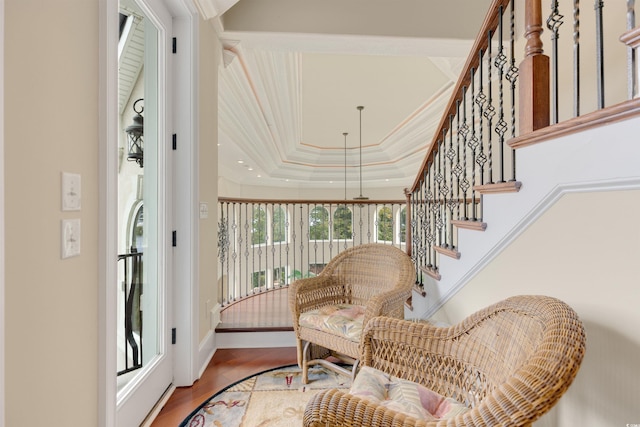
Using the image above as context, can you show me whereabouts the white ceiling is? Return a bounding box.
[213,0,493,191]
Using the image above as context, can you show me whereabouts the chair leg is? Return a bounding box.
[301,341,311,385]
[351,359,360,382]
[296,338,304,369]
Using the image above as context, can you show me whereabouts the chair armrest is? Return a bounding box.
[304,388,430,427]
[361,288,413,331]
[288,276,347,327]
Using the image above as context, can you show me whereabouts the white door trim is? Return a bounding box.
[99,0,199,425]
[0,0,6,425]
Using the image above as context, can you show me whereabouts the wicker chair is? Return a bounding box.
[289,243,415,385]
[303,295,586,427]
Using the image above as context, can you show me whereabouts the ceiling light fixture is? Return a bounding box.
[354,106,368,200]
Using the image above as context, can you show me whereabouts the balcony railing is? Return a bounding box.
[117,250,143,376]
[217,198,407,307]
[408,0,640,285]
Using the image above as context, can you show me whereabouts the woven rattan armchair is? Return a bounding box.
[289,243,415,384]
[304,295,586,427]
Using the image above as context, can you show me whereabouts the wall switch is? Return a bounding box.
[199,202,209,219]
[62,172,81,211]
[61,219,81,258]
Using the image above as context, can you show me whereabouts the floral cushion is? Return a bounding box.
[348,366,469,421]
[298,304,365,342]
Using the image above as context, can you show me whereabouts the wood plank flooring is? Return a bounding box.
[150,347,297,426]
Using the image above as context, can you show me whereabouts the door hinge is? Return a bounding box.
[172,328,176,344]
[172,37,177,54]
[172,230,177,247]
[172,133,177,150]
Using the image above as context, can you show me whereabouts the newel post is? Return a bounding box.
[404,188,412,257]
[620,26,640,98]
[519,0,550,133]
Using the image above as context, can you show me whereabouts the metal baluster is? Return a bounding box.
[231,203,237,301]
[441,126,451,248]
[574,0,581,116]
[302,205,307,278]
[430,158,438,271]
[469,67,479,221]
[485,31,496,184]
[595,0,605,108]
[627,0,636,99]
[291,204,296,284]
[449,112,459,229]
[476,49,487,189]
[459,86,471,220]
[547,0,564,123]
[285,203,291,285]
[507,0,519,181]
[495,7,508,183]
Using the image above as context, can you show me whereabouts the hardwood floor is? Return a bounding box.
[150,347,298,426]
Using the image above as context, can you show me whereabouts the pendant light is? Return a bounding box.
[353,105,369,200]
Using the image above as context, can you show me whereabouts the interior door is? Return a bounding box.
[116,0,173,425]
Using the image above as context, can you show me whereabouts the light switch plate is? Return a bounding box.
[61,219,81,259]
[199,202,209,219]
[62,172,81,211]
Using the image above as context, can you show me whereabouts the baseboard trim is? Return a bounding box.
[198,330,216,379]
[216,330,296,349]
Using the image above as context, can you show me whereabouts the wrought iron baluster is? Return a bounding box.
[574,0,581,116]
[495,6,508,183]
[507,0,519,181]
[301,204,306,278]
[231,203,237,301]
[429,158,438,271]
[441,126,451,248]
[476,49,487,191]
[469,67,479,221]
[485,30,496,184]
[285,203,291,284]
[627,0,637,98]
[595,0,605,108]
[547,0,564,123]
[459,86,471,220]
[449,113,458,230]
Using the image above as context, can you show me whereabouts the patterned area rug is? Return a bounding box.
[180,365,351,427]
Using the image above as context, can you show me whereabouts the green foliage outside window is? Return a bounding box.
[309,206,329,240]
[377,207,393,242]
[252,271,266,288]
[333,205,352,240]
[272,207,286,243]
[399,207,406,243]
[252,206,267,245]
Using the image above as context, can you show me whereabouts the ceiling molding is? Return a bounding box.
[192,0,239,20]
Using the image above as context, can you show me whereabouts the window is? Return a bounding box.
[399,207,407,243]
[251,270,266,288]
[272,206,287,243]
[251,206,267,245]
[309,206,329,240]
[377,206,393,242]
[333,205,352,240]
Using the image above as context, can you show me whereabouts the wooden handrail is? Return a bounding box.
[410,0,512,193]
[218,197,405,205]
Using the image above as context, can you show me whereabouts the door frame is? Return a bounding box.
[98,0,199,425]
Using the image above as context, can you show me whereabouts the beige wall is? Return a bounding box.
[433,189,640,426]
[5,0,99,425]
[199,17,220,341]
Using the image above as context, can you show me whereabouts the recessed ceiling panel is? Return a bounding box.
[300,53,449,151]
